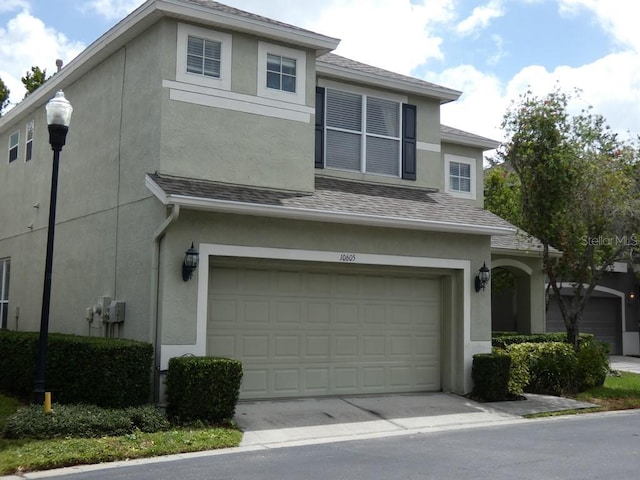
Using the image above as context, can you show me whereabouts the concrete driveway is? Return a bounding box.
[234,392,595,448]
[610,355,640,374]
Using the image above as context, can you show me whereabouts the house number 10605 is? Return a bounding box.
[339,253,356,262]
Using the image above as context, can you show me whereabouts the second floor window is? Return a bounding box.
[8,131,19,163]
[324,89,401,177]
[449,161,471,193]
[266,54,296,93]
[186,35,221,78]
[25,120,34,162]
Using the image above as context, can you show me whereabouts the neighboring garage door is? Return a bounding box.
[207,260,441,399]
[547,295,621,354]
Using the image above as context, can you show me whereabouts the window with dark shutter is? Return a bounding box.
[320,88,412,178]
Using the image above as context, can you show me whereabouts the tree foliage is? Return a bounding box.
[0,76,9,116]
[21,66,49,97]
[496,88,640,349]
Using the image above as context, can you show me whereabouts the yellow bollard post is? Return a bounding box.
[44,392,52,414]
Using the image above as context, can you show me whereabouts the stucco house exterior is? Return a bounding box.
[0,0,549,401]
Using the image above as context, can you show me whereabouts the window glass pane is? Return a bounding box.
[366,97,399,137]
[187,36,203,56]
[26,121,34,141]
[204,40,221,61]
[281,57,296,76]
[449,162,459,176]
[203,58,220,77]
[26,142,33,162]
[366,137,399,176]
[186,55,202,74]
[459,163,471,178]
[282,75,296,92]
[326,130,361,171]
[266,71,280,89]
[459,178,471,192]
[2,260,8,299]
[267,54,281,73]
[326,90,362,132]
[451,177,460,191]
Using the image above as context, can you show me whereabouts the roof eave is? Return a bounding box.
[441,132,500,150]
[491,245,563,258]
[316,62,461,104]
[146,175,514,236]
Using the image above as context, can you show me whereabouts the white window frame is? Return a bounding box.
[257,41,306,105]
[8,130,19,163]
[176,23,232,91]
[320,81,406,177]
[0,257,9,329]
[445,154,476,200]
[25,120,34,162]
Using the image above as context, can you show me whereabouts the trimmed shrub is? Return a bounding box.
[575,339,609,390]
[471,352,511,401]
[504,346,529,395]
[2,403,169,439]
[166,356,243,424]
[0,331,153,407]
[507,342,578,395]
[492,332,595,349]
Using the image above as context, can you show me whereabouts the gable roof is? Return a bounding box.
[491,231,562,258]
[317,53,461,104]
[146,173,516,236]
[440,125,500,150]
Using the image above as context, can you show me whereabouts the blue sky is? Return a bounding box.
[1,0,639,143]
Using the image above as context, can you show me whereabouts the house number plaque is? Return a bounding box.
[339,253,357,262]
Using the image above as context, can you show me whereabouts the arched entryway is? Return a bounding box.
[491,258,534,334]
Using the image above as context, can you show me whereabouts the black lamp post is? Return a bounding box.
[33,90,73,405]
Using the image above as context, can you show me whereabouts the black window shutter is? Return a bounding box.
[315,87,325,169]
[402,104,417,180]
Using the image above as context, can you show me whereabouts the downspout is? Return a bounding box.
[150,204,180,403]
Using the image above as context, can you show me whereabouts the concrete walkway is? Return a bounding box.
[610,355,640,374]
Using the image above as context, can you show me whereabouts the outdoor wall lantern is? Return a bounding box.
[34,90,73,405]
[182,242,199,281]
[475,262,490,292]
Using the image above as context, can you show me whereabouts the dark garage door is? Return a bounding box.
[547,295,621,354]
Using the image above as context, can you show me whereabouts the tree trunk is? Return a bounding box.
[565,312,580,352]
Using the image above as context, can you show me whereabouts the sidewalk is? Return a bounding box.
[610,355,640,374]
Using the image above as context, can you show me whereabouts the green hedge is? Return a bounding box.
[0,331,153,407]
[506,339,609,395]
[492,332,595,349]
[3,403,169,439]
[166,356,243,424]
[471,352,511,401]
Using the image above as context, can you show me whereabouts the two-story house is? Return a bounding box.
[0,0,550,401]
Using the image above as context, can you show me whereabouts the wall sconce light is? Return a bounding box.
[182,242,199,281]
[628,291,636,304]
[475,262,490,292]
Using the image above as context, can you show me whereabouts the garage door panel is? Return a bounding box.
[208,265,441,399]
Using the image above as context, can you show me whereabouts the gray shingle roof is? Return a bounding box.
[147,173,516,235]
[440,124,500,150]
[182,0,322,35]
[491,230,562,257]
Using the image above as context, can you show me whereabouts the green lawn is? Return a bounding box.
[575,371,640,410]
[0,394,242,475]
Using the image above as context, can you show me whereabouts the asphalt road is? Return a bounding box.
[26,411,640,480]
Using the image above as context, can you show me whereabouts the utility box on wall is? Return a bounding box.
[106,301,125,323]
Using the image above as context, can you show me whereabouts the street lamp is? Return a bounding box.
[33,90,73,405]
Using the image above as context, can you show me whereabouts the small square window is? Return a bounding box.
[8,131,19,163]
[266,54,296,93]
[445,155,476,199]
[25,120,34,161]
[186,35,221,78]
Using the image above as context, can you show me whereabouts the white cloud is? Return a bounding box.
[0,9,85,107]
[81,0,144,21]
[558,0,640,51]
[455,0,504,36]
[0,0,28,14]
[305,0,456,75]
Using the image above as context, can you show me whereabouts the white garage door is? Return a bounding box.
[207,261,441,399]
